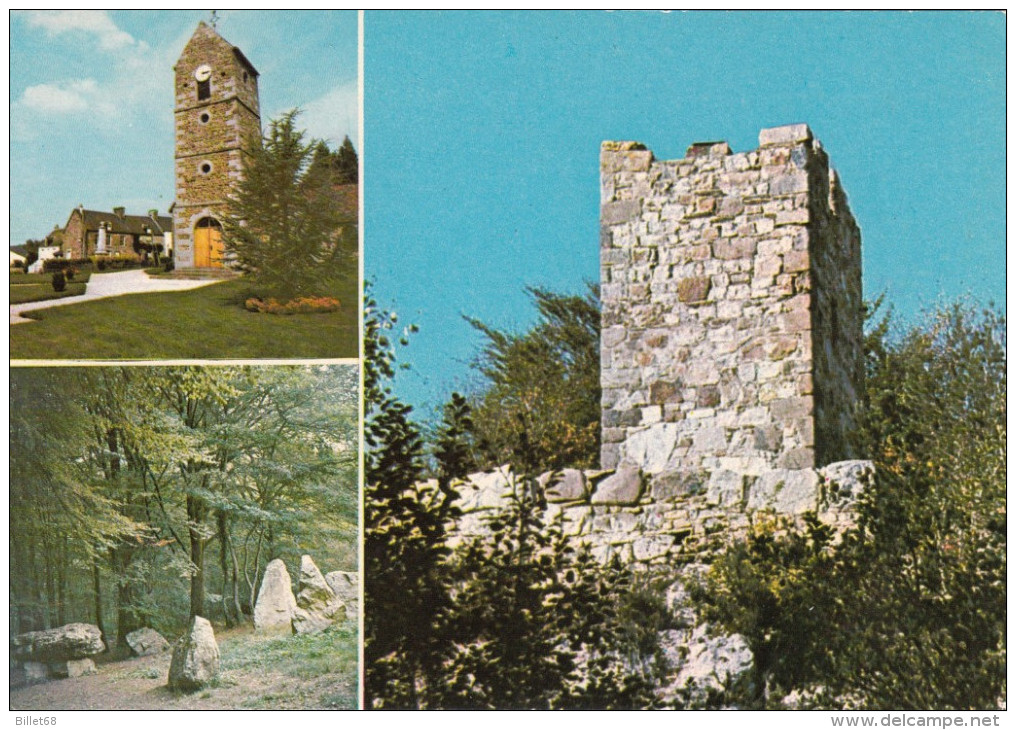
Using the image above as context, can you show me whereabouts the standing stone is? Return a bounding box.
[125,627,170,657]
[292,555,345,635]
[168,616,219,691]
[325,571,359,620]
[253,558,297,632]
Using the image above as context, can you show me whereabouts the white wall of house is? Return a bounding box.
[26,246,60,274]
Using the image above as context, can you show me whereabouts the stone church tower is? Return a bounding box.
[173,21,262,269]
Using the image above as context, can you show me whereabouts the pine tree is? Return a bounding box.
[335,135,358,184]
[222,110,346,301]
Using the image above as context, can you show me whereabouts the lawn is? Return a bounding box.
[10,271,92,304]
[10,276,358,360]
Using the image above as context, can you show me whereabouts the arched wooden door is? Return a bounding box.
[193,217,223,268]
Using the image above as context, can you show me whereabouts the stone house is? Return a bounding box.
[61,205,173,260]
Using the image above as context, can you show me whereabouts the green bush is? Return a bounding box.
[51,271,66,292]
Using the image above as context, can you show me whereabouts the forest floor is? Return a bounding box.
[9,621,358,710]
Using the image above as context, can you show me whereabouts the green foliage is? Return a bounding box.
[432,478,662,709]
[693,301,1006,710]
[363,291,461,708]
[433,392,477,485]
[307,136,358,185]
[222,111,353,302]
[364,300,664,707]
[51,271,66,292]
[462,285,601,473]
[10,366,357,648]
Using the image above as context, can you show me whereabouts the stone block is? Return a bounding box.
[650,470,706,501]
[748,469,819,513]
[779,447,815,470]
[590,464,644,505]
[602,199,642,225]
[54,658,97,679]
[706,469,747,507]
[776,208,810,226]
[23,662,49,681]
[692,427,727,453]
[677,276,711,303]
[539,468,589,503]
[768,172,809,195]
[713,237,755,260]
[696,385,721,408]
[759,123,812,147]
[771,397,812,420]
[633,536,674,561]
[783,249,810,273]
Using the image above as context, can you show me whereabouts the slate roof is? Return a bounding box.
[74,209,173,236]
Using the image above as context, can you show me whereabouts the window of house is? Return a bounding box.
[199,161,213,175]
[197,79,210,100]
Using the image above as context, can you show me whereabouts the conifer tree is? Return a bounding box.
[222,110,346,301]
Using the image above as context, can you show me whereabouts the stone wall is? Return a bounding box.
[447,460,873,566]
[599,124,863,493]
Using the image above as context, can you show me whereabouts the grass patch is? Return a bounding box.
[221,622,357,710]
[10,275,357,359]
[10,281,88,304]
[11,270,91,285]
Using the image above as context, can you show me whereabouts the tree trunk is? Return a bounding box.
[113,546,139,652]
[188,495,206,619]
[56,541,67,626]
[92,558,106,639]
[217,510,236,627]
[43,534,56,629]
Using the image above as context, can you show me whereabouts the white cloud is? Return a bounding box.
[20,79,106,114]
[298,81,358,148]
[22,10,138,51]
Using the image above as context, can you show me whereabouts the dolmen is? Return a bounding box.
[11,622,105,680]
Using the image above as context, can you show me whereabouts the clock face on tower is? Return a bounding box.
[194,64,212,82]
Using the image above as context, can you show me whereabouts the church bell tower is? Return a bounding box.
[173,20,262,269]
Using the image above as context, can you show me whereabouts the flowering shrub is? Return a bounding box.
[245,296,341,315]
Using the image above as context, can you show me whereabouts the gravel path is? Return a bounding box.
[10,270,224,324]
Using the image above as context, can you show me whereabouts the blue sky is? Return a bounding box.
[10,10,357,247]
[365,10,1006,418]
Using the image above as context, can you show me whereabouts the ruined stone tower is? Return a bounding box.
[600,124,863,489]
[445,124,869,566]
[173,22,262,269]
